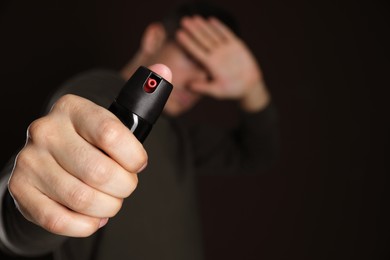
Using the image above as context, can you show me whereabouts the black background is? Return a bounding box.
[0,0,387,259]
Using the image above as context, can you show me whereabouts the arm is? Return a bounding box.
[0,70,124,256]
[176,16,270,113]
[0,65,169,256]
[176,16,279,174]
[189,103,279,175]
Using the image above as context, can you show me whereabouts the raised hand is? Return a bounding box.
[176,16,270,111]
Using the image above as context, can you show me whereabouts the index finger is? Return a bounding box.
[52,94,147,174]
[208,17,236,41]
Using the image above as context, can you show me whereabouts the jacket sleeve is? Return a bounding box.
[0,69,125,257]
[190,102,280,175]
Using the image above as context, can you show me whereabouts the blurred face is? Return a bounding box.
[150,41,207,117]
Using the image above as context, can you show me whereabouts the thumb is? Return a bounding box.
[147,64,172,83]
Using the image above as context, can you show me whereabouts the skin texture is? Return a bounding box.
[8,65,171,237]
[8,16,270,238]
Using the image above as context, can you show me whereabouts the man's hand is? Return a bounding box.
[176,16,270,111]
[8,64,171,237]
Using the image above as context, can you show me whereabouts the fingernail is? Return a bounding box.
[99,218,109,228]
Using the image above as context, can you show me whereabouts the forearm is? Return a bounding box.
[193,100,279,175]
[237,102,279,172]
[237,81,279,171]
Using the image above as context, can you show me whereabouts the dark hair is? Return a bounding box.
[161,1,240,39]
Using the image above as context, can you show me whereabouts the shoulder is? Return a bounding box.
[45,69,126,111]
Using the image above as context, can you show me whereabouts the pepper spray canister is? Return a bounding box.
[108,66,173,143]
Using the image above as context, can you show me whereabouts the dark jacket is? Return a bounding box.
[0,70,278,260]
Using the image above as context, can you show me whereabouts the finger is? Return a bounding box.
[20,147,123,218]
[40,170,123,219]
[48,126,138,199]
[209,17,236,41]
[193,16,223,45]
[180,16,218,52]
[11,181,104,237]
[52,95,148,174]
[176,29,208,63]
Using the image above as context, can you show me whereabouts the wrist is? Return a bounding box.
[240,80,270,112]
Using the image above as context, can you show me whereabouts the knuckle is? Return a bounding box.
[13,148,33,172]
[41,213,68,235]
[68,187,94,211]
[96,118,122,148]
[84,161,113,187]
[28,118,48,141]
[12,148,43,182]
[8,151,38,202]
[51,94,77,113]
[7,175,23,201]
[27,117,57,146]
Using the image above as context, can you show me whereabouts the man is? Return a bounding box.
[0,2,278,260]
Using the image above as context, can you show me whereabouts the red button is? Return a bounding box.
[144,78,157,93]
